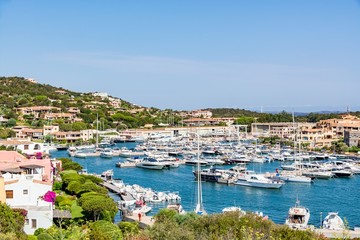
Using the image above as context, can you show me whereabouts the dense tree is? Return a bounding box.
[88,220,122,240]
[78,192,117,221]
[0,128,15,139]
[60,158,83,172]
[140,210,326,240]
[0,202,27,239]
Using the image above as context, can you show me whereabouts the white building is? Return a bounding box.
[2,172,53,234]
[0,151,54,234]
[92,92,109,99]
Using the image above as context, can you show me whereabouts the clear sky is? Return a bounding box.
[1,1,360,112]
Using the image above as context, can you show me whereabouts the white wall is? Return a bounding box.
[5,178,52,206]
[23,206,53,235]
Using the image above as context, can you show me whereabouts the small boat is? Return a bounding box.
[285,199,310,229]
[217,172,237,184]
[132,200,152,215]
[100,169,114,181]
[100,148,113,158]
[222,206,245,215]
[167,203,186,214]
[322,212,345,230]
[74,152,87,158]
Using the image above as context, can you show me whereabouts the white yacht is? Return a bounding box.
[74,151,87,158]
[302,170,333,179]
[135,158,167,170]
[278,172,313,183]
[322,212,345,230]
[234,174,284,189]
[285,199,310,229]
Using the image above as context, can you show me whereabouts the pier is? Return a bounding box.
[315,228,360,239]
[100,181,136,203]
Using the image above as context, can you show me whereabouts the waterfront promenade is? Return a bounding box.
[122,214,154,228]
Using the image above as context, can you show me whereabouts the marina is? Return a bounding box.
[51,141,360,229]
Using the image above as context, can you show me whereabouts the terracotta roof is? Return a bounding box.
[0,140,33,145]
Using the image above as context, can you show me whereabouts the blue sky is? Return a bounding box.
[1,1,360,112]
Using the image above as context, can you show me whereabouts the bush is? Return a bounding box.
[36,233,54,240]
[89,220,122,240]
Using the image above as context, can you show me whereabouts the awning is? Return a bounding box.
[1,168,23,173]
[20,164,44,169]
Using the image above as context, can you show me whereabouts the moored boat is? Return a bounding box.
[285,199,310,229]
[135,158,166,170]
[322,212,345,230]
[234,174,284,189]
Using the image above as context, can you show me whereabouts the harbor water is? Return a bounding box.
[51,142,360,228]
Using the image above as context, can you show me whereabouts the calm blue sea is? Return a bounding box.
[51,142,360,228]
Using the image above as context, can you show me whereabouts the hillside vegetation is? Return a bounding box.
[0,76,357,134]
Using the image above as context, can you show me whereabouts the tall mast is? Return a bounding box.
[195,130,206,215]
[96,113,99,148]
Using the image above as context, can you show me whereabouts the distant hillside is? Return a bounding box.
[0,76,170,130]
[0,76,78,98]
[205,108,261,118]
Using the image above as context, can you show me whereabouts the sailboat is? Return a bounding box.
[194,131,206,215]
[279,113,312,183]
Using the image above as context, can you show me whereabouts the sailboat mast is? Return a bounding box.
[195,130,206,215]
[197,132,201,209]
[96,113,99,148]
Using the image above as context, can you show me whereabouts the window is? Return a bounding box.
[24,145,29,150]
[31,219,37,229]
[5,190,13,199]
[25,219,29,225]
[23,189,28,195]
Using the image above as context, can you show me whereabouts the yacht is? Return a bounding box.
[185,158,208,166]
[322,212,345,230]
[285,199,310,229]
[135,158,167,170]
[74,151,87,158]
[193,167,223,182]
[278,171,313,183]
[332,169,353,177]
[234,174,284,189]
[302,170,333,179]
